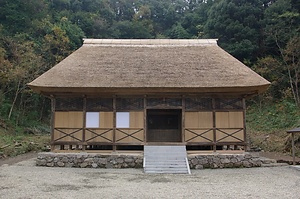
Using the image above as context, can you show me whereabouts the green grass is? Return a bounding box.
[247,100,300,132]
[246,100,300,155]
[0,98,51,158]
[0,126,50,158]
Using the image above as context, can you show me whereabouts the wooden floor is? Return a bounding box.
[52,150,144,155]
[52,149,245,156]
[187,150,245,155]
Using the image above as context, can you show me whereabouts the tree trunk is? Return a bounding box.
[8,80,21,120]
[275,37,299,106]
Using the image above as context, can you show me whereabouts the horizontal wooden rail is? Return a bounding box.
[52,127,245,150]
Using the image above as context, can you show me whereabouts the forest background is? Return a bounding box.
[0,0,299,157]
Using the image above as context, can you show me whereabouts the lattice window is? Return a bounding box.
[215,98,243,110]
[185,98,212,110]
[86,98,113,111]
[55,98,83,111]
[147,98,182,107]
[116,98,144,110]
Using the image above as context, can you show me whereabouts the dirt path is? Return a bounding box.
[259,151,300,164]
[0,151,37,166]
[1,158,300,199]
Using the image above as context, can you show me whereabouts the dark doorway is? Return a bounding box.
[147,109,182,142]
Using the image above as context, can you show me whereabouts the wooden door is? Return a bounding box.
[147,109,182,142]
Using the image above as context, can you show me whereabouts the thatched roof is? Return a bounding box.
[28,39,270,96]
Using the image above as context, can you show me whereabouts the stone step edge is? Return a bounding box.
[261,163,289,167]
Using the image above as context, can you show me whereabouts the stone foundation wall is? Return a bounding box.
[36,152,143,168]
[188,153,275,169]
[36,152,275,169]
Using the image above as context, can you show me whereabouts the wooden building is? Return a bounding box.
[28,39,270,152]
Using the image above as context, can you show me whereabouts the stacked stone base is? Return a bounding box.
[36,152,276,169]
[36,152,143,168]
[188,153,275,169]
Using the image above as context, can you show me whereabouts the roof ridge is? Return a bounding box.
[83,39,218,46]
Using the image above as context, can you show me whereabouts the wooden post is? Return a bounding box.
[113,96,116,151]
[50,96,55,151]
[144,95,147,145]
[287,128,299,166]
[182,96,185,143]
[82,96,87,151]
[292,132,295,165]
[242,98,247,151]
[212,98,217,152]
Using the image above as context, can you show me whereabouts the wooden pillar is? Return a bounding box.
[82,96,87,151]
[292,132,295,165]
[113,96,116,151]
[143,95,147,145]
[50,96,55,151]
[182,96,185,143]
[242,98,247,151]
[212,98,217,152]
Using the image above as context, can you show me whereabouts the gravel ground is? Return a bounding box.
[0,159,300,199]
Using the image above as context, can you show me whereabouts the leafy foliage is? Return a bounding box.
[204,0,264,61]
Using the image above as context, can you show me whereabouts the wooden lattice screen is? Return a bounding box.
[86,98,113,111]
[116,98,144,110]
[185,98,212,111]
[147,98,182,107]
[55,98,83,111]
[215,98,243,110]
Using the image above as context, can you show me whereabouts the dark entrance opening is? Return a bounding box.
[147,109,182,142]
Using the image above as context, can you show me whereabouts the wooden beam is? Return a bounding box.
[38,87,262,96]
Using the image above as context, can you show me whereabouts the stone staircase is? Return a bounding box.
[143,145,190,174]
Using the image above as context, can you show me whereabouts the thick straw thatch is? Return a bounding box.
[28,39,270,95]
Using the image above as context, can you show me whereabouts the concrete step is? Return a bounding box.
[145,171,189,174]
[145,168,189,171]
[145,160,187,164]
[145,154,186,156]
[145,155,186,158]
[144,145,190,174]
[145,158,186,161]
[145,162,186,166]
[145,165,187,168]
